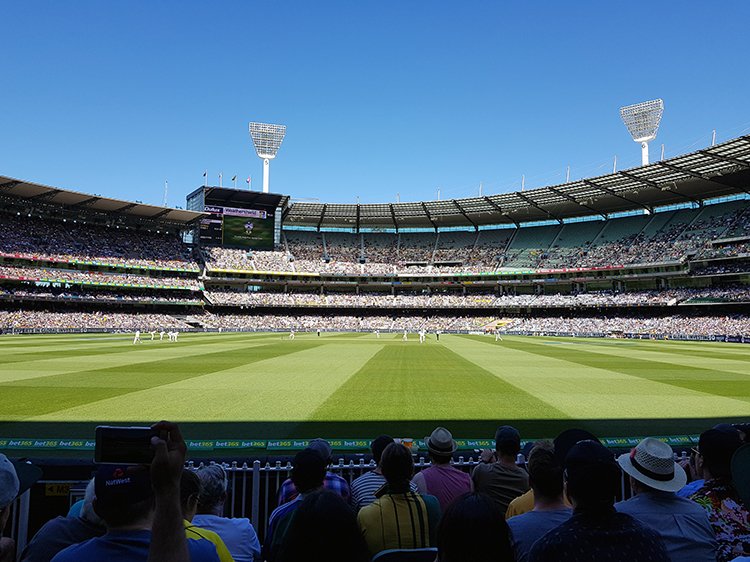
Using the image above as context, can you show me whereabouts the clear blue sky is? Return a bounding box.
[2,2,749,207]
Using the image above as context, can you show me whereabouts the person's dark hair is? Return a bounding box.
[180,469,201,514]
[380,443,413,493]
[94,496,154,528]
[564,440,620,510]
[277,490,369,562]
[371,435,394,465]
[699,428,743,479]
[437,492,513,562]
[527,441,564,499]
[291,449,326,493]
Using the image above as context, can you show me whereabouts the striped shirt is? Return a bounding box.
[350,471,418,511]
[357,492,441,557]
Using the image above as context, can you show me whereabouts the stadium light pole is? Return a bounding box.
[249,122,287,193]
[619,99,664,166]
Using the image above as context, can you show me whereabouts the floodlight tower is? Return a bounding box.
[619,99,664,166]
[249,122,286,193]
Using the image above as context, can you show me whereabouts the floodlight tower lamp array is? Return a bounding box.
[619,99,664,166]
[249,122,287,193]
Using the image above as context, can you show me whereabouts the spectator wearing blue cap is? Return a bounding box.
[51,464,220,562]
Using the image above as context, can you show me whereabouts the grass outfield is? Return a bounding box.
[0,331,748,448]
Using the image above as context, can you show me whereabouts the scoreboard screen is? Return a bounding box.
[189,186,284,251]
[199,205,275,250]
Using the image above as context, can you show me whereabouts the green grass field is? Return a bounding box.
[0,332,748,449]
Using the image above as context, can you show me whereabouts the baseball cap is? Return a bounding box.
[94,464,153,508]
[553,429,600,465]
[0,455,20,509]
[0,454,42,509]
[564,440,620,504]
[495,426,521,451]
[698,428,743,478]
[307,438,333,461]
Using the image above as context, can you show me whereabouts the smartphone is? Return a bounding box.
[95,426,159,465]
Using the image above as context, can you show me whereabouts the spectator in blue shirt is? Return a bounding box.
[615,437,717,561]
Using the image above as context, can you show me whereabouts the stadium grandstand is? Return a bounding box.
[0,134,749,336]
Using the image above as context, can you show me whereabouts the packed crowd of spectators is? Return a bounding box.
[3,420,748,561]
[205,203,750,276]
[0,310,191,330]
[693,260,750,276]
[203,248,295,273]
[194,313,492,332]
[0,265,202,290]
[205,287,750,309]
[504,314,750,337]
[0,214,198,271]
[0,287,202,305]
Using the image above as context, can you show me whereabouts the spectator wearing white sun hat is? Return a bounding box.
[615,437,717,562]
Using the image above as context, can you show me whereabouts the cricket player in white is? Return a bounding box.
[133,330,141,344]
[402,330,408,341]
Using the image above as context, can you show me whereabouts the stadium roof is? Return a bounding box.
[0,175,205,226]
[284,134,750,230]
[187,186,290,211]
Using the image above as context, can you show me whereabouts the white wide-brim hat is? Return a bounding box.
[617,437,687,492]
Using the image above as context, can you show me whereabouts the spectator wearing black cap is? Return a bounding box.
[276,438,350,506]
[471,425,529,514]
[689,428,749,562]
[1,454,42,562]
[264,449,326,562]
[350,435,417,511]
[412,427,473,511]
[528,440,669,562]
[615,437,717,561]
[51,464,220,562]
[357,443,441,557]
[507,441,572,562]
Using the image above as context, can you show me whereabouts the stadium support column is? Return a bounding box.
[263,158,270,193]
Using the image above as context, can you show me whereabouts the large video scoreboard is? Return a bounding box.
[186,187,286,251]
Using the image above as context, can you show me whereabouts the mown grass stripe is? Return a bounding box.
[0,340,323,419]
[462,335,750,403]
[35,342,385,422]
[311,342,568,421]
